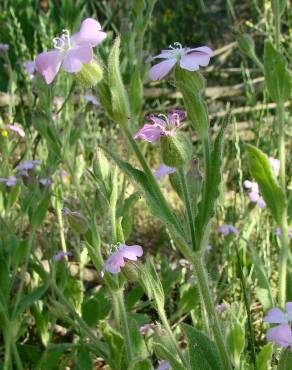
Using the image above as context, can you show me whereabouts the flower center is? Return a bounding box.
[169,42,185,57]
[53,29,71,52]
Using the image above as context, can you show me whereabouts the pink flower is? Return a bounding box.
[35,18,106,84]
[16,160,40,172]
[154,164,176,179]
[54,250,72,261]
[148,43,213,81]
[264,303,292,348]
[3,124,25,138]
[104,244,143,274]
[217,224,238,236]
[157,361,170,370]
[133,110,185,143]
[244,180,266,209]
[216,303,226,313]
[24,61,36,80]
[84,94,99,106]
[0,175,17,187]
[275,227,292,239]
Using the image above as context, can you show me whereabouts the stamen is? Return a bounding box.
[157,113,169,125]
[169,42,183,50]
[52,29,71,50]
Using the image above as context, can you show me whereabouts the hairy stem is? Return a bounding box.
[192,253,232,370]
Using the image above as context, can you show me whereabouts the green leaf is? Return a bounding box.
[278,349,292,370]
[101,147,182,241]
[30,193,50,227]
[154,342,185,370]
[129,318,148,358]
[76,348,92,369]
[102,324,124,370]
[195,118,228,250]
[183,324,223,370]
[82,289,111,327]
[16,284,49,316]
[246,145,285,224]
[108,37,130,126]
[226,319,245,368]
[127,358,152,370]
[139,258,165,310]
[256,343,273,370]
[264,41,291,103]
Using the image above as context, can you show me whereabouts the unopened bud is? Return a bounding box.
[122,260,141,282]
[75,59,103,87]
[62,207,88,234]
[161,133,193,168]
[236,33,255,58]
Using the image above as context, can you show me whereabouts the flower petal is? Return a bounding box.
[120,245,143,261]
[149,58,177,81]
[267,324,292,348]
[104,253,125,274]
[35,50,63,84]
[62,44,93,73]
[133,124,163,142]
[180,51,211,71]
[264,308,288,324]
[154,164,176,179]
[168,110,186,127]
[71,18,106,47]
[187,46,214,56]
[249,191,260,202]
[286,302,292,321]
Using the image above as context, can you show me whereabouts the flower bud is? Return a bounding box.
[62,208,88,234]
[122,260,141,282]
[75,59,103,87]
[161,132,193,168]
[236,33,255,58]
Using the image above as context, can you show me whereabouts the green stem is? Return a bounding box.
[122,126,190,257]
[11,342,23,370]
[192,253,232,370]
[278,214,289,307]
[178,168,196,250]
[277,104,286,192]
[12,228,35,319]
[235,246,257,369]
[116,289,133,363]
[158,307,189,369]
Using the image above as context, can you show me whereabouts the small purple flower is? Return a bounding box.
[54,250,73,261]
[39,178,53,187]
[24,60,36,80]
[35,18,106,84]
[244,180,266,209]
[154,164,177,179]
[216,303,226,313]
[16,160,40,172]
[0,43,9,52]
[4,124,25,138]
[217,224,238,237]
[148,43,213,81]
[264,303,292,349]
[0,175,17,187]
[157,361,170,370]
[275,227,292,239]
[139,324,155,336]
[133,110,185,143]
[84,94,99,106]
[269,157,280,177]
[104,244,143,274]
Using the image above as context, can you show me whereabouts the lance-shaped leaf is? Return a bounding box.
[195,118,228,250]
[100,146,184,242]
[264,41,291,103]
[246,145,285,224]
[183,324,223,370]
